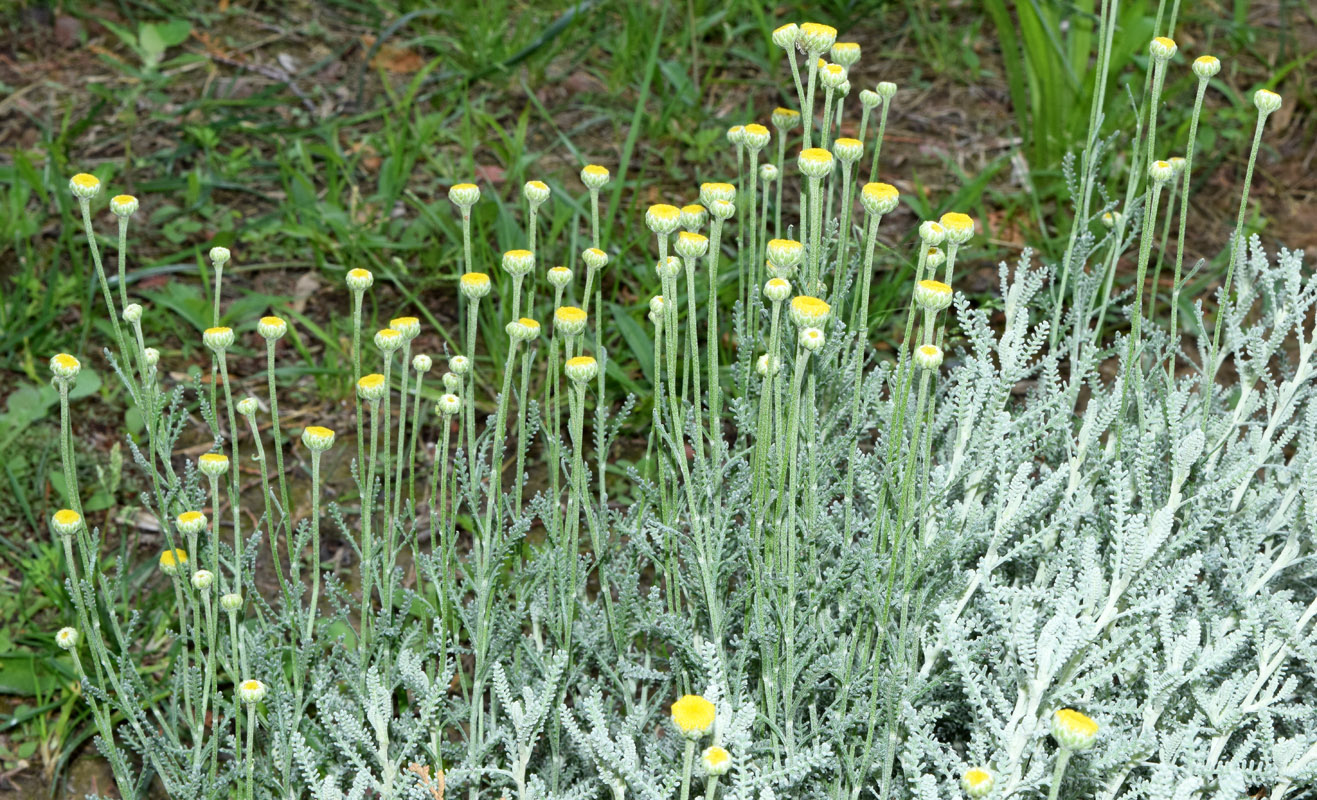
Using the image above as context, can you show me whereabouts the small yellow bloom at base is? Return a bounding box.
[670,694,716,739]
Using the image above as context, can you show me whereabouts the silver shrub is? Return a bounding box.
[48,15,1316,800]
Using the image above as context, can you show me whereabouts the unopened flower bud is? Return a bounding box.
[56,627,79,650]
[437,393,461,416]
[236,396,258,417]
[914,344,943,371]
[203,326,235,351]
[209,246,231,267]
[1051,708,1099,752]
[523,180,551,207]
[450,355,471,375]
[764,278,792,303]
[238,679,268,704]
[547,266,573,287]
[771,107,801,131]
[1149,36,1177,62]
[681,204,708,231]
[799,327,825,351]
[1253,89,1281,115]
[582,248,609,271]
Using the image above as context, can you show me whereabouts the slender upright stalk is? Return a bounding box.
[1167,74,1212,379]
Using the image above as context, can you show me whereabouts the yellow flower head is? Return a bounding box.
[831,41,861,67]
[771,107,801,130]
[914,279,953,313]
[939,212,975,244]
[702,745,731,777]
[390,316,421,340]
[203,326,235,351]
[645,204,682,235]
[564,355,598,384]
[581,164,611,190]
[302,426,336,451]
[1192,55,1221,79]
[674,231,709,260]
[789,295,831,328]
[671,694,716,739]
[554,306,588,336]
[374,328,403,352]
[502,249,536,276]
[448,182,480,207]
[177,510,207,535]
[961,767,995,798]
[110,194,139,217]
[832,137,863,163]
[358,373,387,401]
[680,204,708,232]
[860,182,900,216]
[1051,708,1099,751]
[741,123,771,150]
[159,548,188,575]
[346,268,374,292]
[51,353,81,380]
[51,509,83,536]
[771,23,799,50]
[460,272,492,299]
[69,173,102,199]
[799,22,838,54]
[258,316,288,340]
[1150,36,1177,61]
[798,147,835,178]
[198,452,231,476]
[699,183,736,206]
